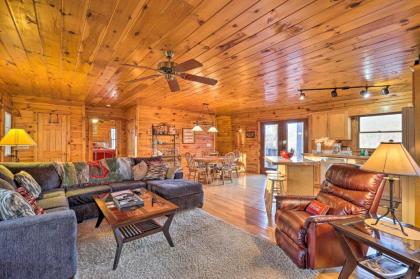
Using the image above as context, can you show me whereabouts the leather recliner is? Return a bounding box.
[275,163,386,269]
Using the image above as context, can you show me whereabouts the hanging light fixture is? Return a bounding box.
[299,90,305,100]
[331,88,338,97]
[360,86,370,99]
[193,103,218,133]
[381,85,390,95]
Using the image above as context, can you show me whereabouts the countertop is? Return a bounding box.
[303,153,370,160]
[264,156,319,166]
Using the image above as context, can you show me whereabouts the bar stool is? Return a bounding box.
[264,171,286,216]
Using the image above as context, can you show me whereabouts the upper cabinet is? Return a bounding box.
[311,111,351,140]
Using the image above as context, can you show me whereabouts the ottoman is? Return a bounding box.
[147,179,203,209]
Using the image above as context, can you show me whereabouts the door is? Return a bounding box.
[260,119,308,173]
[37,113,69,162]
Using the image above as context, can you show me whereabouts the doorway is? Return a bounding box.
[36,113,69,162]
[260,119,308,173]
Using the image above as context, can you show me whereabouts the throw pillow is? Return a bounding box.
[53,162,79,188]
[144,161,168,180]
[305,200,330,215]
[0,165,16,188]
[132,161,148,181]
[0,189,35,220]
[102,158,123,182]
[16,187,44,215]
[87,160,111,185]
[14,171,42,198]
[166,167,180,179]
[0,178,15,191]
[73,161,90,185]
[117,157,133,180]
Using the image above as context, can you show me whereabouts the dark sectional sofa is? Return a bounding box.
[0,157,203,279]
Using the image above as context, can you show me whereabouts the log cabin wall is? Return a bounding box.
[12,96,86,162]
[227,97,413,174]
[215,116,233,155]
[0,92,13,161]
[86,106,127,160]
[134,105,215,170]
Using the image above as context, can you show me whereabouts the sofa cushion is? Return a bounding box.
[14,171,42,198]
[109,180,147,192]
[37,195,69,210]
[66,185,110,206]
[0,189,35,220]
[42,188,66,199]
[44,206,69,214]
[2,163,61,191]
[147,179,203,198]
[275,210,311,248]
[0,165,16,187]
[0,178,15,191]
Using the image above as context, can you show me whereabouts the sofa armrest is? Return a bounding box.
[303,214,357,229]
[0,210,77,279]
[275,195,315,211]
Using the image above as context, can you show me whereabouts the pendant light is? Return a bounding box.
[192,121,203,132]
[208,126,218,133]
[193,103,218,133]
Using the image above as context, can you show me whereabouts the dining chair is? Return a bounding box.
[184,152,206,182]
[212,154,233,184]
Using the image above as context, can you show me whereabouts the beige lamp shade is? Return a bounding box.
[361,142,420,176]
[0,129,36,146]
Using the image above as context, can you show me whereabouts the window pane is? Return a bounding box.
[360,114,402,132]
[359,132,402,149]
[287,122,304,157]
[264,124,278,169]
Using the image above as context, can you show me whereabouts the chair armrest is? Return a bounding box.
[275,195,315,211]
[304,214,357,229]
[0,210,77,279]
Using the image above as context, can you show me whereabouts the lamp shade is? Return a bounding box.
[207,126,218,133]
[361,142,420,176]
[192,123,203,132]
[0,129,36,146]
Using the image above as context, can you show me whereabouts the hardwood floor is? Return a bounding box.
[202,173,374,279]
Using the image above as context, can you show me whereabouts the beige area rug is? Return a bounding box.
[76,209,318,279]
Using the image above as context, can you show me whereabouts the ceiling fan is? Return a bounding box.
[121,50,218,92]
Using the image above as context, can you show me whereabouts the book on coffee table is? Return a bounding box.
[111,190,144,209]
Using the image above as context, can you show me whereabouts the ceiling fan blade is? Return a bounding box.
[127,74,161,83]
[121,63,158,71]
[179,73,218,85]
[167,78,180,92]
[175,59,203,72]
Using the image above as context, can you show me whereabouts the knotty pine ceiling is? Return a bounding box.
[0,0,419,114]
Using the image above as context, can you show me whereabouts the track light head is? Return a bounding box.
[360,87,370,99]
[331,88,338,97]
[299,90,305,100]
[381,86,390,95]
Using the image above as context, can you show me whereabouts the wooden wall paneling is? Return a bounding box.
[12,96,85,162]
[0,92,13,161]
[215,116,233,155]
[413,65,420,226]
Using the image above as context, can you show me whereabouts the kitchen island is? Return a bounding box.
[265,156,319,196]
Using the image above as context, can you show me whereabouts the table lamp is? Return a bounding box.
[0,128,36,162]
[361,141,420,236]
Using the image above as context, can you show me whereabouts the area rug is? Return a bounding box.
[76,209,318,278]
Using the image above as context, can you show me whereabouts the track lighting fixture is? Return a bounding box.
[331,88,338,97]
[360,87,370,99]
[298,84,389,99]
[381,85,390,95]
[299,90,305,100]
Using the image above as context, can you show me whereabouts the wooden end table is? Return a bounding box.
[94,189,178,270]
[331,217,420,279]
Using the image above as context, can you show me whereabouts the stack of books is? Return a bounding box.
[111,190,144,209]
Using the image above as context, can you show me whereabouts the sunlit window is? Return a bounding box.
[4,112,11,156]
[359,113,402,149]
[110,128,117,150]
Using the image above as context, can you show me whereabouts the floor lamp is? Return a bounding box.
[0,128,36,162]
[361,141,420,236]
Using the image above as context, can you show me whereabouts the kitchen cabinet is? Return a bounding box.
[310,111,351,140]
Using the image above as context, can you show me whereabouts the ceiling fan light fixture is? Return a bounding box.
[331,88,338,97]
[208,126,218,133]
[299,90,305,100]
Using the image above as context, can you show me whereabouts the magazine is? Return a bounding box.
[359,254,408,279]
[111,190,144,209]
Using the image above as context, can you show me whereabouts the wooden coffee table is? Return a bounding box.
[94,189,178,270]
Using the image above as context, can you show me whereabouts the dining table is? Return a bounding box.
[194,156,224,184]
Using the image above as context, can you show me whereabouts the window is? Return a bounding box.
[4,112,11,156]
[110,128,117,150]
[359,113,402,149]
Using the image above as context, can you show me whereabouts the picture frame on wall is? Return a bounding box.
[245,131,256,138]
[182,128,195,144]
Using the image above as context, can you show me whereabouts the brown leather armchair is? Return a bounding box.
[275,163,385,269]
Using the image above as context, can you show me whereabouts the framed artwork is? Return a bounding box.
[245,131,256,138]
[182,128,195,144]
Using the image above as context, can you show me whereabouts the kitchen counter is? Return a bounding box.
[303,153,369,160]
[265,156,319,166]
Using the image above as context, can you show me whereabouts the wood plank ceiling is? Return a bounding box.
[0,0,419,114]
